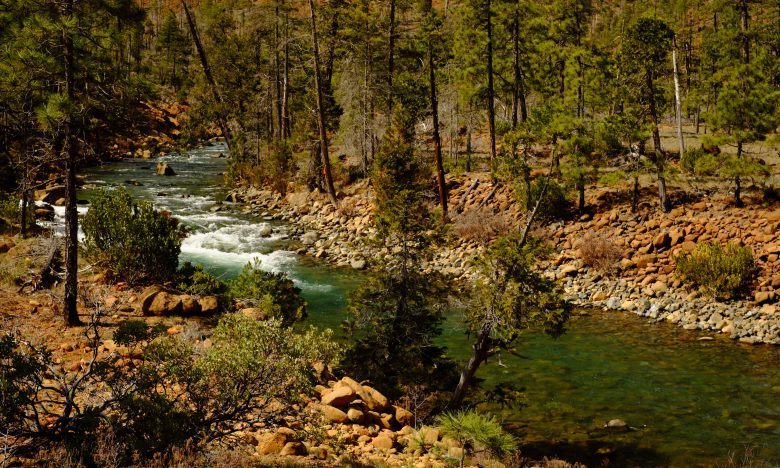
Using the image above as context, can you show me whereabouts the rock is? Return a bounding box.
[180,295,201,315]
[653,232,671,249]
[418,426,440,445]
[754,291,772,305]
[301,231,319,246]
[35,184,66,204]
[138,286,164,314]
[198,296,219,315]
[393,405,414,427]
[651,282,668,294]
[606,419,628,431]
[560,264,579,277]
[155,162,175,176]
[280,441,307,456]
[0,237,15,253]
[240,307,270,321]
[259,226,273,237]
[350,259,367,270]
[320,405,349,424]
[321,385,357,407]
[371,435,394,451]
[361,385,389,411]
[146,291,183,316]
[256,432,287,455]
[347,408,365,423]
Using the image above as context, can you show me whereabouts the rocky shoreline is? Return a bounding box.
[224,176,780,346]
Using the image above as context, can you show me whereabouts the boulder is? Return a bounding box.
[138,286,164,314]
[180,295,201,315]
[393,405,414,427]
[198,296,219,315]
[240,307,270,321]
[146,291,183,316]
[301,231,319,246]
[256,432,287,455]
[653,232,671,250]
[35,185,66,204]
[321,385,357,407]
[155,162,175,176]
[347,408,365,423]
[350,259,367,270]
[0,237,15,254]
[360,385,389,411]
[279,441,307,456]
[371,435,394,451]
[319,405,349,424]
[755,291,773,305]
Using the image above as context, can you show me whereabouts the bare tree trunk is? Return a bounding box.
[183,1,236,157]
[387,0,396,123]
[735,141,743,207]
[62,0,80,327]
[647,70,670,213]
[486,0,496,161]
[274,1,283,140]
[672,36,685,158]
[281,4,291,139]
[309,0,338,206]
[428,37,447,222]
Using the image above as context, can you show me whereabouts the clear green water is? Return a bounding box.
[78,145,780,467]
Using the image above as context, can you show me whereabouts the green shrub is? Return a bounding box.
[110,314,339,455]
[681,147,706,174]
[175,262,228,296]
[229,259,306,327]
[0,194,34,228]
[82,188,181,284]
[517,178,570,222]
[437,410,517,466]
[676,242,758,299]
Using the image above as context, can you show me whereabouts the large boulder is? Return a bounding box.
[145,291,183,316]
[256,432,287,455]
[155,162,175,176]
[319,404,349,424]
[198,296,220,315]
[181,295,202,316]
[0,237,15,254]
[321,385,357,407]
[35,185,66,204]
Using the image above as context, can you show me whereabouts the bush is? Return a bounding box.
[229,259,306,327]
[0,194,34,228]
[680,147,720,177]
[437,410,517,465]
[174,262,228,296]
[517,178,570,222]
[578,231,623,272]
[454,210,514,244]
[82,188,181,284]
[676,241,758,299]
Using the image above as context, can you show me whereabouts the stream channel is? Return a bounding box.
[74,144,780,467]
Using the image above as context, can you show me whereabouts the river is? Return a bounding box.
[76,144,780,467]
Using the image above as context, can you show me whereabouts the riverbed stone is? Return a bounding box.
[155,162,175,176]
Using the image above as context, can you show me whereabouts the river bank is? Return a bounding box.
[226,175,780,345]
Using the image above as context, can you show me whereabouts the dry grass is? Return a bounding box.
[454,210,516,244]
[577,231,623,273]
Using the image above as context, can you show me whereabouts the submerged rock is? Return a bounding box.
[155,162,175,176]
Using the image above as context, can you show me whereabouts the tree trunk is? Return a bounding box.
[281,4,291,139]
[309,0,338,207]
[646,70,670,213]
[428,39,448,222]
[387,0,396,123]
[183,1,236,158]
[672,36,685,158]
[274,1,283,140]
[486,0,497,161]
[578,175,585,213]
[735,141,743,207]
[20,189,28,239]
[632,175,640,213]
[62,0,80,327]
[450,330,492,408]
[740,0,750,64]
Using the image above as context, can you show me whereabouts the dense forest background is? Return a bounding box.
[1,0,778,213]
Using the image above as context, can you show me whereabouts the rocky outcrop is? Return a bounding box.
[138,286,219,317]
